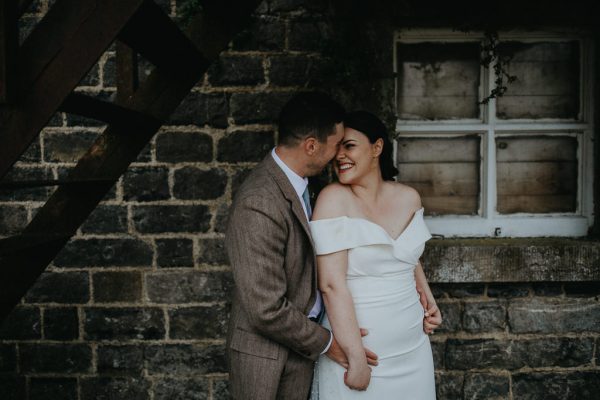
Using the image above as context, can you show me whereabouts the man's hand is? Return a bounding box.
[417,287,442,334]
[325,329,378,369]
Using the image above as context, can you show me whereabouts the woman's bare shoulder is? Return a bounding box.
[312,183,353,220]
[388,182,423,209]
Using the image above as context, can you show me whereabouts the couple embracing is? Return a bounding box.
[225,92,442,399]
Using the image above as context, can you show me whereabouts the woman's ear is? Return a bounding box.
[373,138,384,157]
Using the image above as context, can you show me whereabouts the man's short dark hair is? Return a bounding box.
[278,92,345,146]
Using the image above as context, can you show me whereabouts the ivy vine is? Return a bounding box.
[479,30,518,104]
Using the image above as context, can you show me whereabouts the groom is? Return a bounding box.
[225,92,376,399]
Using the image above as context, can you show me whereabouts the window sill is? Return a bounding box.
[423,238,600,283]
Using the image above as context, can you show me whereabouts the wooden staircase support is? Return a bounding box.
[0,0,260,320]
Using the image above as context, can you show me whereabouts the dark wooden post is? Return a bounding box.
[0,0,17,104]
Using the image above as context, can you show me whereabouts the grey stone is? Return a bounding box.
[30,378,78,400]
[54,238,153,268]
[43,131,99,162]
[80,377,151,400]
[169,304,229,339]
[84,307,165,341]
[20,344,92,373]
[516,337,594,368]
[156,238,194,267]
[0,166,53,201]
[487,283,531,298]
[168,92,229,128]
[214,203,230,234]
[508,298,600,333]
[231,167,253,198]
[97,345,145,375]
[0,205,28,235]
[217,130,275,162]
[197,238,228,266]
[0,344,16,373]
[18,137,41,162]
[0,306,41,340]
[145,344,227,375]
[24,272,89,304]
[446,339,522,370]
[269,55,315,86]
[208,54,265,86]
[436,302,461,333]
[44,307,79,340]
[288,19,331,51]
[153,377,209,400]
[123,167,170,202]
[430,340,445,369]
[435,371,464,400]
[173,167,228,200]
[132,205,211,233]
[212,378,230,400]
[146,270,233,304]
[80,62,100,86]
[512,372,600,400]
[462,301,506,333]
[230,91,292,124]
[231,16,285,51]
[532,283,563,296]
[80,205,128,234]
[156,131,213,163]
[93,271,143,303]
[464,373,510,400]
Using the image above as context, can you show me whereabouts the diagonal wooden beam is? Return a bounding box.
[0,0,17,104]
[0,0,146,180]
[0,0,261,320]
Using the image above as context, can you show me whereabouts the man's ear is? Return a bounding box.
[304,137,318,155]
[373,138,384,157]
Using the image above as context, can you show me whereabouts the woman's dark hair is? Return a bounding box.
[278,92,345,146]
[344,111,399,181]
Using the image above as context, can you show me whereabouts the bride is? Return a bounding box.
[310,111,441,399]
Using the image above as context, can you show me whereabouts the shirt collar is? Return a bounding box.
[271,147,308,201]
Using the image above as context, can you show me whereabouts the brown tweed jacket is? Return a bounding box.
[225,153,330,384]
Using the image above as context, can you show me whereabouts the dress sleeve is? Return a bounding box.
[309,217,390,255]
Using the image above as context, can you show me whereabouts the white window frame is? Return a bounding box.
[393,28,595,237]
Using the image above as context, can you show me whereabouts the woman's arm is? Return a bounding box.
[319,250,371,390]
[415,261,442,334]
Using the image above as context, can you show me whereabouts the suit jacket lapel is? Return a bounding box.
[264,154,315,249]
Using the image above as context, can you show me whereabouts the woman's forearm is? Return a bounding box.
[415,261,436,306]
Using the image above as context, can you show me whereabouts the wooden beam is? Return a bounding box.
[116,41,138,105]
[0,0,146,180]
[0,0,17,104]
[0,0,261,320]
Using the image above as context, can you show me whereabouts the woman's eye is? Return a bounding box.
[345,144,354,149]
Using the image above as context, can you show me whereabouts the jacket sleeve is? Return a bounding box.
[226,194,330,360]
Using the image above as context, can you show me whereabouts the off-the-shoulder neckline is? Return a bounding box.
[310,207,424,242]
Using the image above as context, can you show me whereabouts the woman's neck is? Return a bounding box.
[349,170,385,207]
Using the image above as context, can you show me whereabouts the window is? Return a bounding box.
[394,29,594,237]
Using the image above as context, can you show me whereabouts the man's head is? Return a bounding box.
[277,92,346,176]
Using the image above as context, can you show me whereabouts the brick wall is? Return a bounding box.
[1,1,599,399]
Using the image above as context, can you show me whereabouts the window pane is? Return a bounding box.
[396,136,480,215]
[396,42,481,120]
[496,136,578,213]
[496,41,580,119]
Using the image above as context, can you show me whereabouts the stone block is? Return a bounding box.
[30,378,78,400]
[487,283,531,298]
[269,55,315,86]
[167,92,229,128]
[217,130,275,163]
[433,283,485,298]
[18,137,41,162]
[197,238,228,266]
[24,272,89,304]
[0,344,16,373]
[80,377,151,400]
[156,238,194,267]
[54,238,153,268]
[231,16,285,51]
[464,373,510,400]
[153,377,209,400]
[288,19,331,51]
[44,307,79,340]
[230,91,291,124]
[435,371,464,400]
[212,378,230,400]
[532,283,563,296]
[169,304,229,339]
[132,205,211,233]
[84,307,165,341]
[0,376,25,400]
[208,54,265,86]
[436,302,461,333]
[156,131,213,163]
[97,345,145,375]
[79,62,100,86]
[173,167,227,200]
[446,339,522,370]
[508,298,600,333]
[0,166,53,201]
[214,203,230,234]
[512,372,600,400]
[0,306,41,340]
[0,205,28,235]
[146,270,233,304]
[43,131,99,162]
[516,337,594,368]
[145,344,227,375]
[20,343,92,373]
[430,339,445,369]
[123,167,170,202]
[462,301,506,333]
[231,167,253,198]
[93,271,143,303]
[80,205,128,234]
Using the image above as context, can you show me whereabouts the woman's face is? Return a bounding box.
[334,127,381,184]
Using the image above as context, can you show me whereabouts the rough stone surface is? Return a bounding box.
[156,238,194,267]
[42,131,99,163]
[93,271,143,303]
[0,376,26,400]
[24,272,89,304]
[20,344,92,373]
[123,167,170,202]
[0,166,53,201]
[132,205,211,233]
[80,205,128,234]
[508,298,600,333]
[153,377,209,400]
[230,92,292,124]
[462,301,506,333]
[435,372,464,400]
[43,307,79,340]
[145,344,227,375]
[269,55,315,86]
[156,131,213,163]
[84,308,165,341]
[217,130,275,162]
[168,304,229,340]
[0,307,41,340]
[231,16,285,51]
[197,238,228,266]
[146,271,233,304]
[80,377,150,400]
[0,205,28,235]
[208,54,265,86]
[436,302,461,333]
[0,344,16,373]
[512,371,600,400]
[168,92,229,128]
[464,373,510,400]
[173,167,228,200]
[97,345,145,375]
[29,378,78,400]
[446,339,522,370]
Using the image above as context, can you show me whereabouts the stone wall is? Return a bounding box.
[0,1,599,399]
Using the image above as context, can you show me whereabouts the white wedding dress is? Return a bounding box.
[310,208,436,399]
